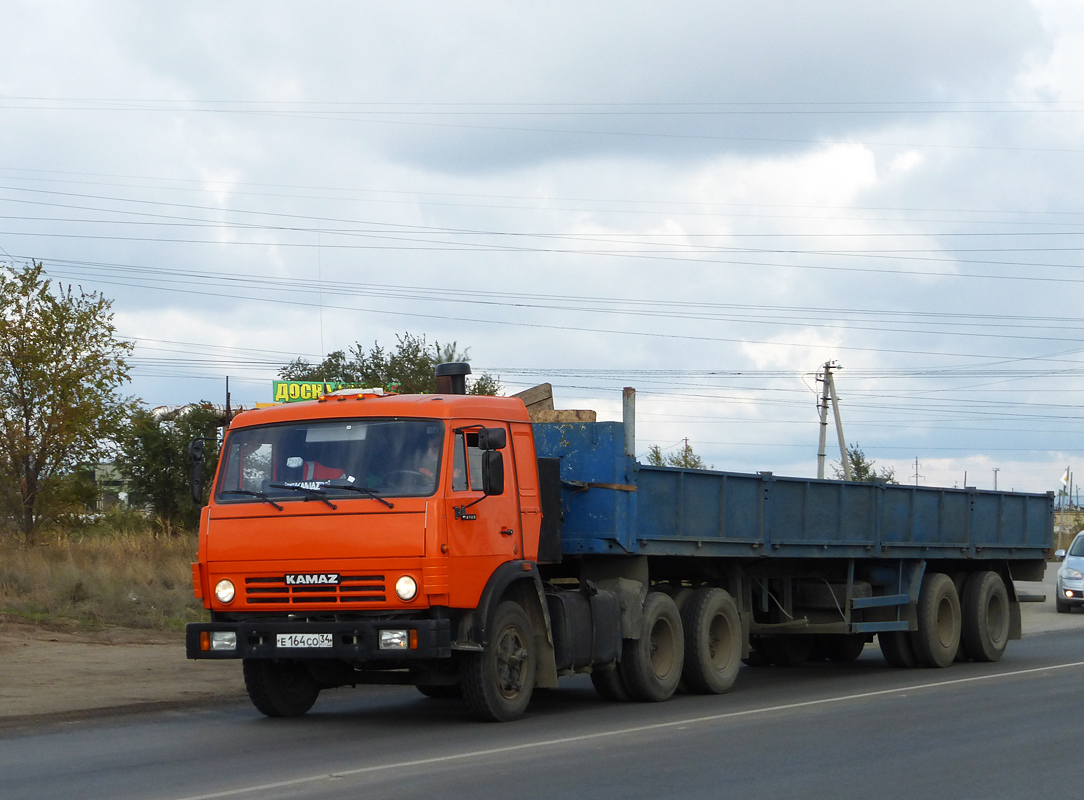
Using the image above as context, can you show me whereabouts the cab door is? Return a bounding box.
[444,423,519,605]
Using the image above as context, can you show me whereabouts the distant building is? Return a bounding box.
[93,463,127,511]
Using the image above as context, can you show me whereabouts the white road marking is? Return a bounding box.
[170,660,1084,800]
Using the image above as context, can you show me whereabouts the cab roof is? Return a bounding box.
[226,393,530,429]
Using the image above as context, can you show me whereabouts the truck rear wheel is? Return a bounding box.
[416,684,462,699]
[462,601,536,722]
[590,664,631,701]
[961,571,1010,662]
[878,631,918,668]
[620,592,684,702]
[910,572,961,668]
[681,587,741,694]
[242,659,321,717]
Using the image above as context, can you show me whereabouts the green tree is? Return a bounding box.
[833,444,897,483]
[0,261,135,542]
[279,332,501,395]
[118,405,221,531]
[646,440,711,470]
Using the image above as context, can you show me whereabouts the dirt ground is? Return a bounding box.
[0,563,1077,725]
[0,621,245,724]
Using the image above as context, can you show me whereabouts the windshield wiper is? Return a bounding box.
[220,490,284,511]
[325,482,395,509]
[268,483,338,509]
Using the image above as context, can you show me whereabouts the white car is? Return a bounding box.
[1055,532,1084,613]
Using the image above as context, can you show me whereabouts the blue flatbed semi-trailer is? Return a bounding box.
[532,419,1053,680]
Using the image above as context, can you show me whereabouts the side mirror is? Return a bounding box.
[478,427,507,451]
[482,450,505,495]
[188,439,206,505]
[1056,549,1067,561]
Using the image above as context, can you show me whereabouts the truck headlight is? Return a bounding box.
[211,631,237,651]
[379,629,409,650]
[214,579,236,604]
[395,575,418,601]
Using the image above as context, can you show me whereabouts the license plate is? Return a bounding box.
[276,633,334,649]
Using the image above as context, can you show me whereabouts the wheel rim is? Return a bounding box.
[494,624,529,699]
[648,616,678,680]
[935,595,955,647]
[708,613,735,671]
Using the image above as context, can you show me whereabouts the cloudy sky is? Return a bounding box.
[3,1,1083,493]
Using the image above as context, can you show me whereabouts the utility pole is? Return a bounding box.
[912,457,923,486]
[992,467,999,491]
[816,361,851,480]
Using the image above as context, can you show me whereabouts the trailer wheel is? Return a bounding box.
[462,601,536,722]
[910,572,961,668]
[759,635,814,667]
[878,631,918,668]
[590,664,631,702]
[961,571,1010,663]
[821,634,867,663]
[681,588,741,694]
[620,592,684,702]
[242,659,321,717]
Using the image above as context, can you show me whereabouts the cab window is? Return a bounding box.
[452,430,485,492]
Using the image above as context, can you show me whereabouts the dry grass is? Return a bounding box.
[0,521,204,631]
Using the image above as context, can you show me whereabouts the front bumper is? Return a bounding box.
[186,618,452,661]
[1056,579,1084,606]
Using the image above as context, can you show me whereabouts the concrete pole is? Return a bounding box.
[817,363,830,479]
[827,369,852,481]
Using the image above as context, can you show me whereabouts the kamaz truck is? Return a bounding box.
[186,363,1054,721]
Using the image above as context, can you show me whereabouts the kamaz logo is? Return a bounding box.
[285,573,340,586]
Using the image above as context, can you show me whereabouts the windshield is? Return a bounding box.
[1069,535,1084,557]
[215,418,443,503]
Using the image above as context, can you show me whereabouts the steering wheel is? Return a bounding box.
[381,470,430,490]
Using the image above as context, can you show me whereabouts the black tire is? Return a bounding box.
[242,659,321,718]
[1056,597,1071,613]
[416,683,462,699]
[681,587,741,694]
[821,634,867,663]
[620,592,684,702]
[878,631,918,668]
[961,571,1010,663]
[759,635,814,667]
[590,664,631,702]
[462,601,536,722]
[910,572,961,668]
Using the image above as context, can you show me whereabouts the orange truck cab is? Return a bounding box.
[187,366,565,721]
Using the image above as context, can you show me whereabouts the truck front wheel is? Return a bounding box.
[620,592,684,702]
[242,659,321,717]
[462,601,537,722]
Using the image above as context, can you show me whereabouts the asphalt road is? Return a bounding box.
[4,626,1083,800]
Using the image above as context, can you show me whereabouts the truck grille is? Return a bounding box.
[244,575,386,605]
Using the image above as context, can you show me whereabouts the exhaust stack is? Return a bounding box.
[435,362,471,395]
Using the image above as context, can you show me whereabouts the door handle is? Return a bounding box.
[500,527,514,537]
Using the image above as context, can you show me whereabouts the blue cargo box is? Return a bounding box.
[532,421,1054,561]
